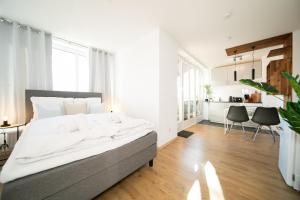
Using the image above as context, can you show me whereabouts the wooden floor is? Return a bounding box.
[96,124,300,200]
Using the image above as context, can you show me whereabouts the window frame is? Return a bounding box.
[177,56,205,123]
[52,38,89,92]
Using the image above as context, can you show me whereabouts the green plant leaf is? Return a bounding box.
[279,106,300,134]
[260,82,279,94]
[281,71,300,99]
[240,72,300,135]
[239,79,278,94]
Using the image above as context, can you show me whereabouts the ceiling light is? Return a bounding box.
[251,46,256,80]
[234,50,237,82]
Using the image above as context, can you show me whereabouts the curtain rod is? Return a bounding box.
[0,16,114,55]
[54,36,90,49]
[0,16,51,34]
[53,36,113,55]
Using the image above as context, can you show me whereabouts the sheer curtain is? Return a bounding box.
[89,48,114,111]
[0,20,52,124]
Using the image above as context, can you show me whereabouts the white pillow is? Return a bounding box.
[64,102,87,115]
[74,98,102,113]
[74,97,102,104]
[31,97,73,120]
[89,103,105,114]
[34,102,64,120]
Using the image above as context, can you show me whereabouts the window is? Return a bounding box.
[177,56,205,122]
[52,38,89,92]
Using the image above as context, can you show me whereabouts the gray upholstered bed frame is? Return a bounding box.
[24,90,103,123]
[1,90,157,200]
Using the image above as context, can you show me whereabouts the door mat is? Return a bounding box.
[178,130,194,138]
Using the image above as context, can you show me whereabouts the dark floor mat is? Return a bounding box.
[178,130,194,138]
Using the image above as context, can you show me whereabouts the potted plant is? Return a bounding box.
[240,71,300,135]
[240,72,300,190]
[204,84,212,102]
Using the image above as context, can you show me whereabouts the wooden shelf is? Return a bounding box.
[226,33,292,56]
[267,46,292,58]
[225,32,293,97]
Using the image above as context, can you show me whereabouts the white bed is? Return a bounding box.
[1,112,154,183]
[0,90,157,200]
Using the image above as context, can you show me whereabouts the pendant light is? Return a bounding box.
[251,46,255,80]
[234,50,237,81]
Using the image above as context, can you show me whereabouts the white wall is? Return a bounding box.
[157,30,178,146]
[115,29,159,126]
[115,29,178,147]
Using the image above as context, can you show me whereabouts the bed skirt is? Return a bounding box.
[1,131,157,200]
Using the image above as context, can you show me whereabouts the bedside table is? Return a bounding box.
[0,149,12,166]
[0,124,25,149]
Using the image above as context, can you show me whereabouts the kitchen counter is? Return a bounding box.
[204,101,263,124]
[205,101,262,104]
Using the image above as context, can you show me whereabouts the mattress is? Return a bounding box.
[1,131,157,200]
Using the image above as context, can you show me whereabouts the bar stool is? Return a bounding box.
[251,107,280,142]
[226,106,249,134]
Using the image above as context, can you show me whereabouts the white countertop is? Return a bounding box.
[205,101,262,105]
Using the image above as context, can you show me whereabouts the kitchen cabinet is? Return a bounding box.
[211,61,262,86]
[203,102,209,120]
[208,102,225,123]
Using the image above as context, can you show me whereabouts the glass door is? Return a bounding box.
[177,56,205,124]
[183,63,190,120]
[177,59,183,122]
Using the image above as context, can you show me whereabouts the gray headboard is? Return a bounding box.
[25,90,102,123]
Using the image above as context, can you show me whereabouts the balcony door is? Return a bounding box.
[177,57,204,130]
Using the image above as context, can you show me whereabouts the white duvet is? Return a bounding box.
[0,113,154,183]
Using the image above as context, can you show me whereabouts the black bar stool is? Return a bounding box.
[251,107,280,142]
[226,106,249,134]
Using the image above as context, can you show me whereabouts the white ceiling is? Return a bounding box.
[0,0,300,67]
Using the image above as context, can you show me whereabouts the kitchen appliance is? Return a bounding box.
[244,94,250,102]
[229,96,243,102]
[250,91,261,103]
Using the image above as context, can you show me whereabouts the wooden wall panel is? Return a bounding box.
[226,33,292,56]
[267,59,292,96]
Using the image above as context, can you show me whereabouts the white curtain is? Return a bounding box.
[0,21,52,124]
[89,48,114,111]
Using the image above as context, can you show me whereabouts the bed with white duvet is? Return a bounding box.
[1,112,154,183]
[0,90,157,200]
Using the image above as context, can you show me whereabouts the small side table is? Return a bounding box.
[0,124,25,150]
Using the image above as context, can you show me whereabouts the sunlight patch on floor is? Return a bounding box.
[194,163,199,172]
[204,161,225,200]
[187,180,201,200]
